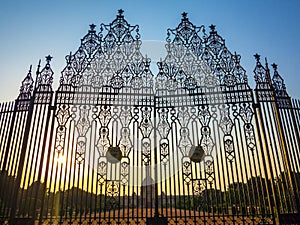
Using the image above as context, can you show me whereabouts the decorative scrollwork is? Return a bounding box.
[76,105,90,136]
[193,179,206,209]
[98,105,112,127]
[182,158,192,184]
[167,12,205,50]
[101,9,140,52]
[81,24,101,58]
[142,138,151,165]
[198,105,210,126]
[239,103,253,124]
[18,66,34,100]
[119,128,132,157]
[120,159,129,185]
[160,139,169,165]
[167,13,247,87]
[106,181,120,209]
[119,106,132,127]
[205,26,247,86]
[139,107,153,138]
[271,63,287,96]
[219,104,233,135]
[254,54,270,85]
[60,53,74,87]
[97,159,107,185]
[178,127,193,157]
[178,107,198,159]
[200,126,214,156]
[118,106,133,157]
[59,10,150,93]
[107,181,119,196]
[157,108,171,139]
[253,54,274,101]
[271,63,291,108]
[56,105,70,125]
[157,41,217,92]
[193,179,206,196]
[224,135,235,162]
[204,156,214,183]
[74,105,91,163]
[96,106,112,157]
[35,55,54,92]
[244,123,256,152]
[54,105,71,154]
[178,107,190,127]
[76,137,86,163]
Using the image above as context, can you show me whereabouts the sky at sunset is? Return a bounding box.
[0,0,300,101]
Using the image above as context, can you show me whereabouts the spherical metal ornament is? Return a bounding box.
[189,145,205,163]
[106,146,122,163]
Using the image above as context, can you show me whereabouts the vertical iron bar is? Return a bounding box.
[1,100,19,173]
[153,96,159,219]
[253,100,279,223]
[34,102,54,223]
[271,99,300,213]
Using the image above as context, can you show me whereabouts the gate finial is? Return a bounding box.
[254,53,260,62]
[89,24,96,31]
[118,9,124,17]
[271,63,278,71]
[46,55,53,63]
[209,24,216,34]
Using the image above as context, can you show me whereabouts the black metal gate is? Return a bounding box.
[0,10,299,225]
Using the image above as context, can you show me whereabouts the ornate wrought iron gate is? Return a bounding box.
[0,10,299,225]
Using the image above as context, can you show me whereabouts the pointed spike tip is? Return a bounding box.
[264,57,269,68]
[182,12,188,20]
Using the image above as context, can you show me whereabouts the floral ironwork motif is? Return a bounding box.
[3,10,298,225]
[76,105,90,136]
[75,105,90,163]
[55,104,71,154]
[167,13,247,89]
[106,181,120,209]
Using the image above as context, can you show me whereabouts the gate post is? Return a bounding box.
[153,96,160,219]
[253,55,300,223]
[9,93,35,225]
[270,64,300,214]
[252,55,281,223]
